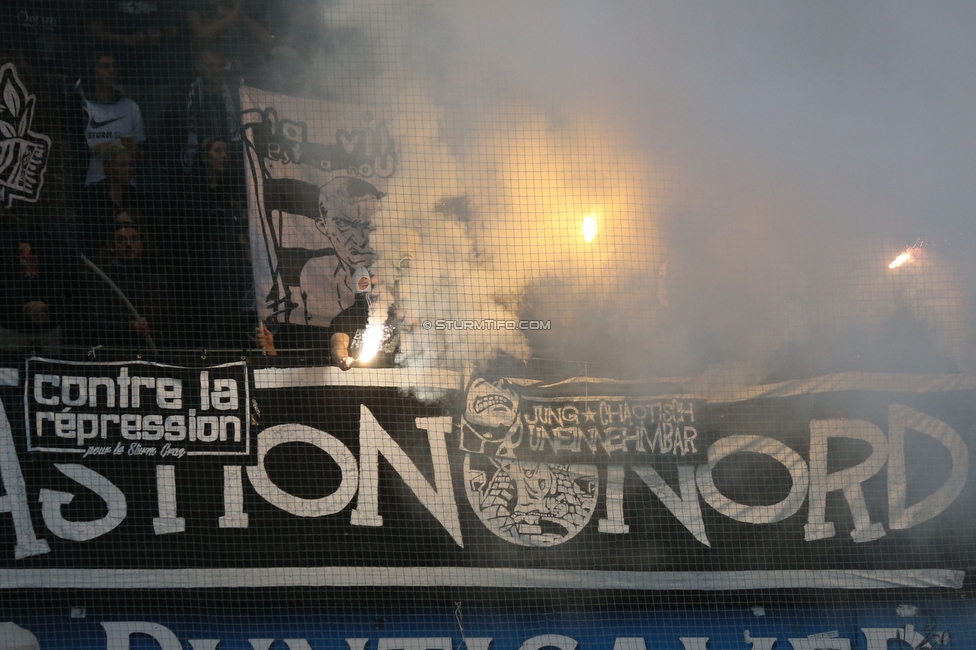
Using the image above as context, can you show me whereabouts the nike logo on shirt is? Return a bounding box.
[89,116,125,129]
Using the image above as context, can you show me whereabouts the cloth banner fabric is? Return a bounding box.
[241,86,397,329]
[1,362,975,591]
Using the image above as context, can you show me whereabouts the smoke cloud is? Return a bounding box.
[295,1,976,388]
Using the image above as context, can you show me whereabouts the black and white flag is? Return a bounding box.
[241,87,397,328]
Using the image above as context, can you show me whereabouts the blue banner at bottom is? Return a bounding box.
[1,596,973,649]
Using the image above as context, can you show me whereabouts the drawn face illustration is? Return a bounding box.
[465,378,520,431]
[315,188,379,270]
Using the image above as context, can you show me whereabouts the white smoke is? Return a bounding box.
[298,0,671,395]
[290,1,976,390]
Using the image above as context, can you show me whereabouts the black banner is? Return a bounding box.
[25,358,250,460]
[1,362,974,589]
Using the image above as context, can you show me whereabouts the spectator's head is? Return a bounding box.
[110,212,145,261]
[195,45,229,88]
[203,137,229,175]
[104,148,136,186]
[92,53,118,90]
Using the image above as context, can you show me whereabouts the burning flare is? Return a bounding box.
[888,251,913,269]
[888,242,923,269]
[357,324,385,363]
[582,215,598,243]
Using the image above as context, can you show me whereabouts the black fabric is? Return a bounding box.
[0,0,85,77]
[0,219,61,335]
[64,250,174,351]
[85,0,189,86]
[77,180,151,254]
[174,170,254,349]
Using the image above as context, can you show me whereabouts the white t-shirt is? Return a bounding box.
[83,97,146,185]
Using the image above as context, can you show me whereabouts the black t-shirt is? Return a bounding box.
[261,295,369,362]
[77,181,151,255]
[185,0,271,78]
[85,0,188,86]
[66,253,174,350]
[332,295,398,367]
[328,293,369,340]
[0,223,60,333]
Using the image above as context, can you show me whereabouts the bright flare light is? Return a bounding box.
[357,324,385,363]
[582,215,598,243]
[888,251,914,269]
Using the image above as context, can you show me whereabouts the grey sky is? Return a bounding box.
[424,1,976,375]
[448,1,976,258]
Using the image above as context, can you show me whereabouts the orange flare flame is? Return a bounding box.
[888,252,913,269]
[358,324,385,363]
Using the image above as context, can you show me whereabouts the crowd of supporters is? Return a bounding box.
[1,0,334,357]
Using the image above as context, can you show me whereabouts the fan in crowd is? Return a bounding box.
[0,213,63,356]
[0,1,339,355]
[186,0,273,81]
[256,267,398,369]
[79,146,150,255]
[182,43,242,174]
[177,136,255,349]
[66,211,174,351]
[77,52,146,187]
[85,0,189,117]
